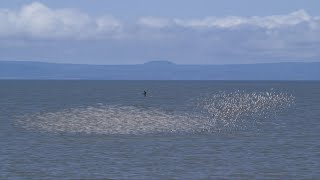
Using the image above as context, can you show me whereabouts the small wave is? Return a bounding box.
[17,91,294,135]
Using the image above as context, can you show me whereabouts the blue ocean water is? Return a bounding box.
[1,81,319,179]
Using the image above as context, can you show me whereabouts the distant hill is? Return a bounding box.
[143,61,176,66]
[0,61,319,80]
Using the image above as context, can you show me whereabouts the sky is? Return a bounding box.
[0,0,320,64]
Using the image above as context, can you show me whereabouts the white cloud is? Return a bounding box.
[0,2,122,40]
[0,2,320,64]
[133,9,320,62]
[164,9,313,29]
[0,2,319,40]
[138,17,173,28]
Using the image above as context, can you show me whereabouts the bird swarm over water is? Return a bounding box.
[197,90,295,129]
[17,90,294,135]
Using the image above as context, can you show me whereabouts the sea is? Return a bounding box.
[1,80,319,179]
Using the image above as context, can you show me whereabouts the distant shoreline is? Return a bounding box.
[0,61,319,80]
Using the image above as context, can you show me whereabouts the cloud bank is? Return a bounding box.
[1,2,319,39]
[0,2,122,39]
[0,2,320,64]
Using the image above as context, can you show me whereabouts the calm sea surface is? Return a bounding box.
[1,81,320,179]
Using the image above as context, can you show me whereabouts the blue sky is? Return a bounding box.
[0,1,320,64]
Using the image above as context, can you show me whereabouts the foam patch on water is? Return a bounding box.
[17,91,294,135]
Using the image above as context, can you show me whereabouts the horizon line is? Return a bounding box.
[1,60,319,66]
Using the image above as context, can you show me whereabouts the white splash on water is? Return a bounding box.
[17,91,295,135]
